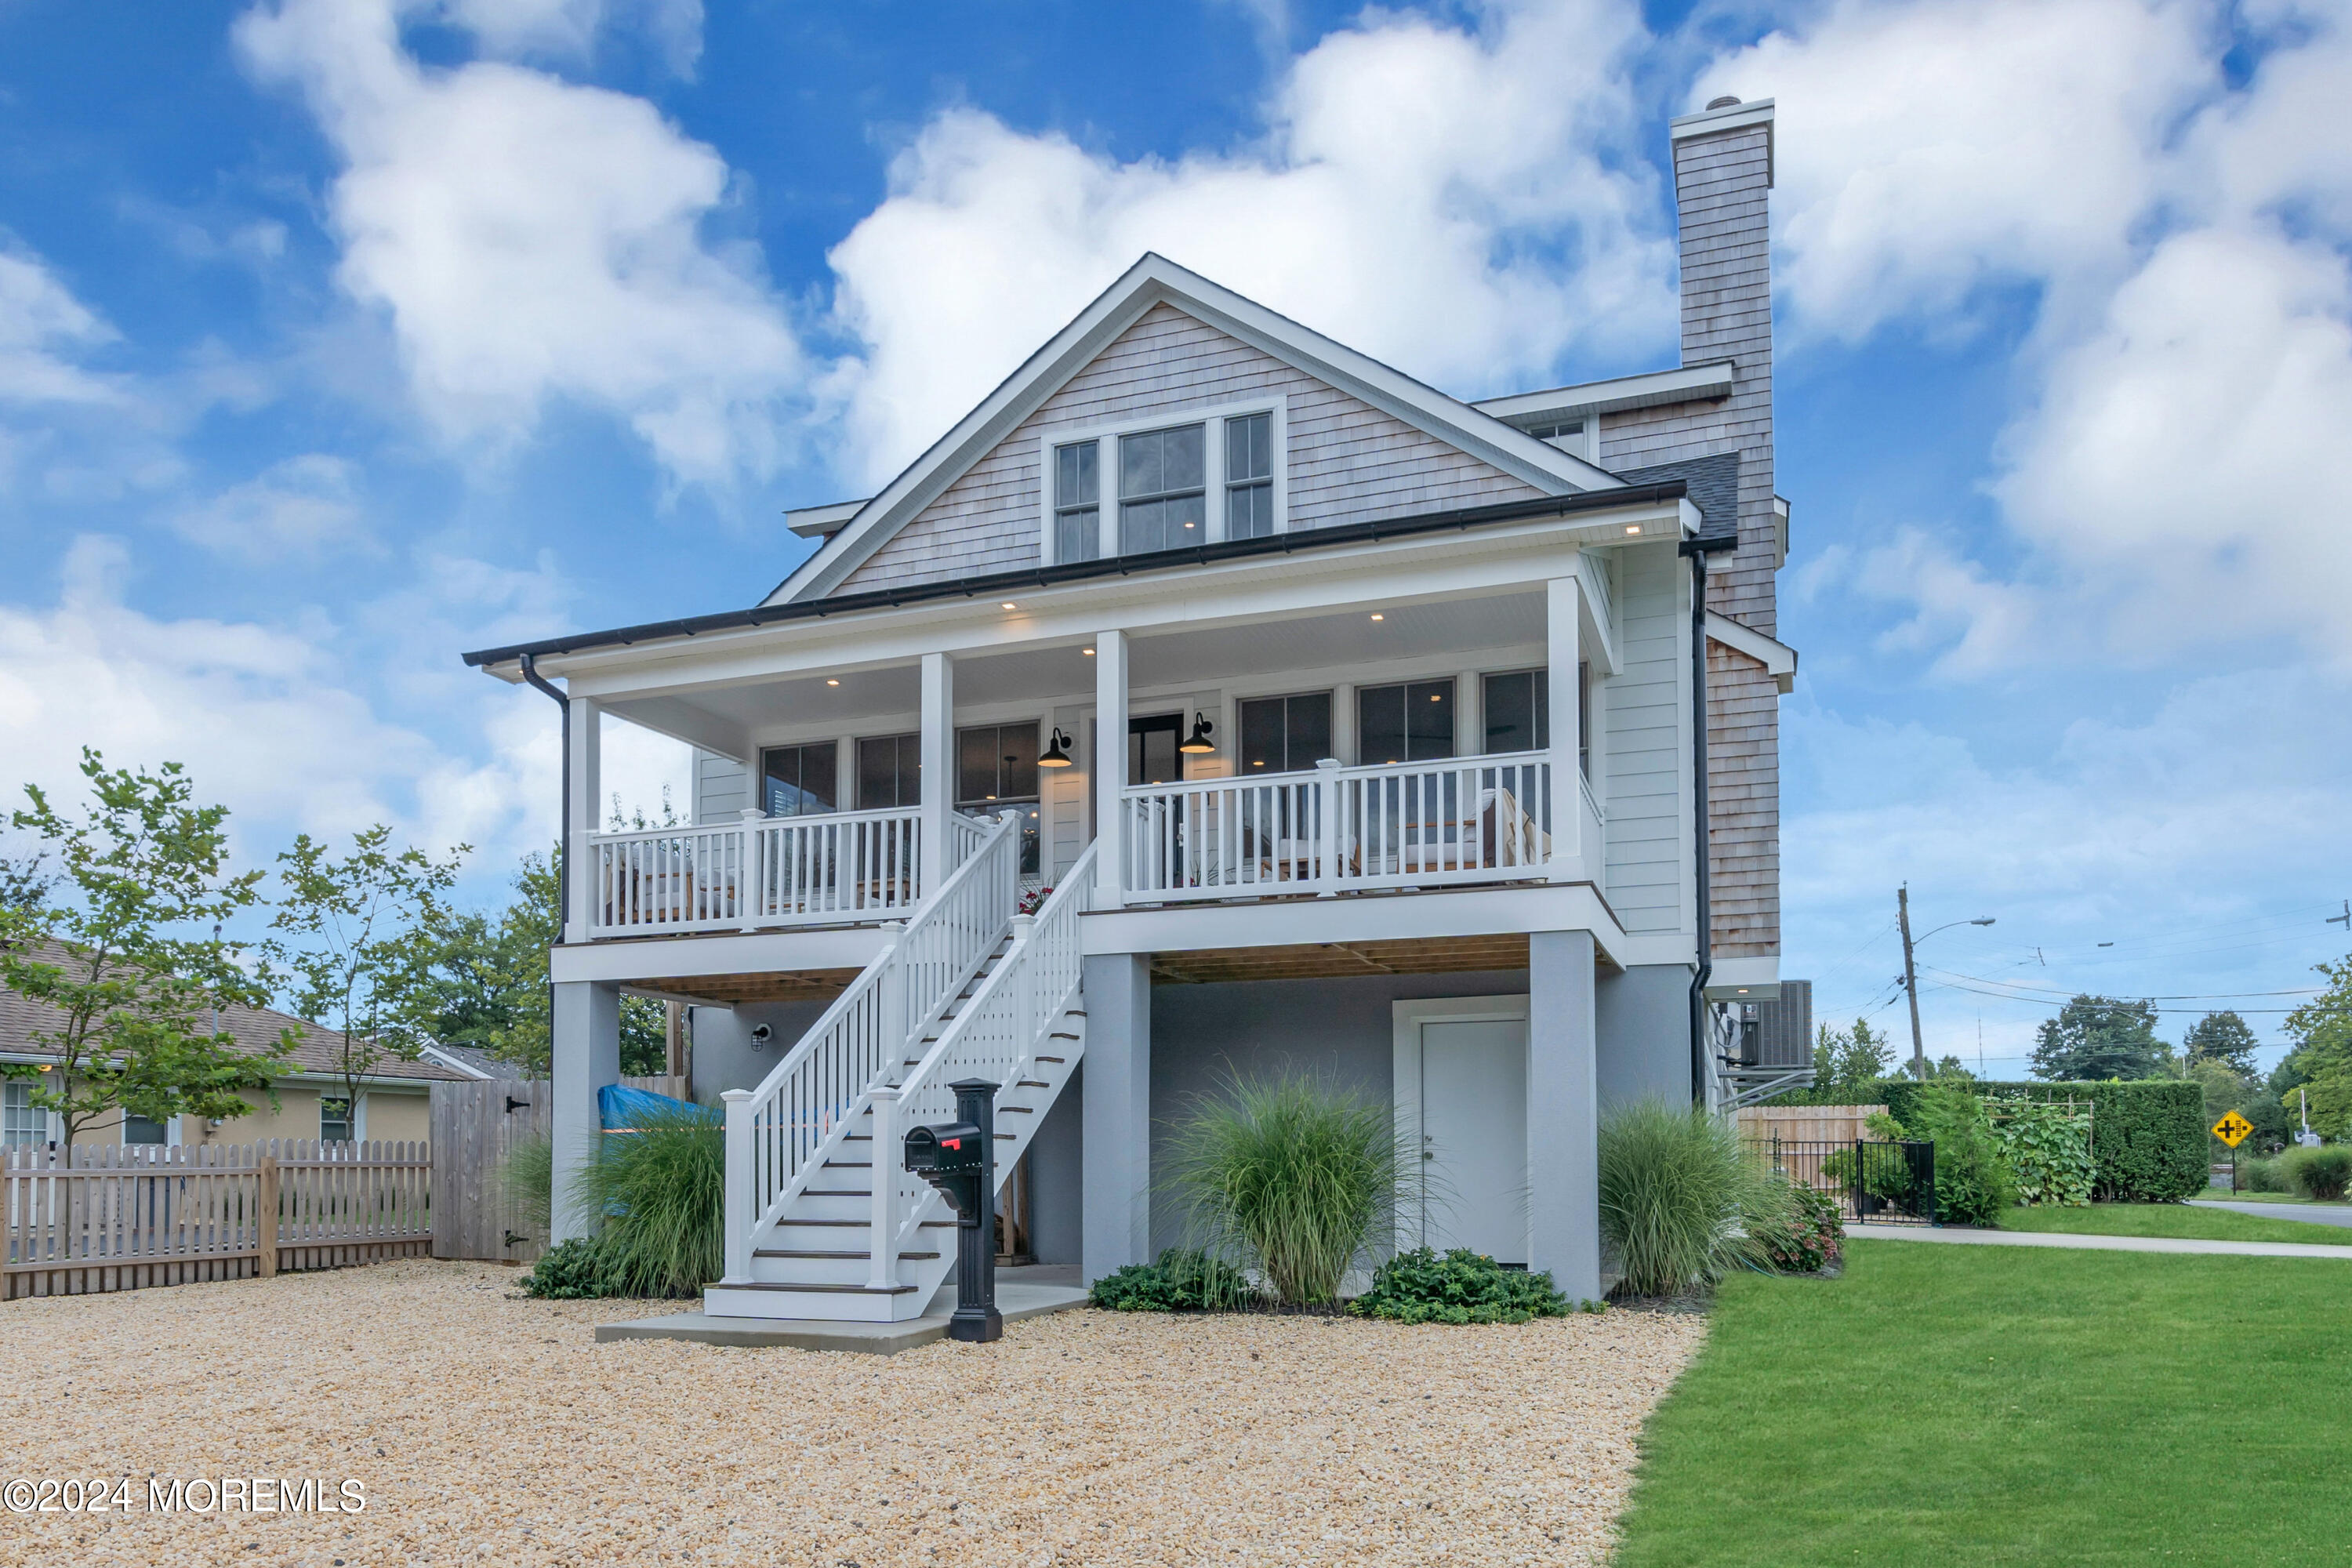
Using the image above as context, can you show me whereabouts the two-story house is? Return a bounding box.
[464,96,1803,1321]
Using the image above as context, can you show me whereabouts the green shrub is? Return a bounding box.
[1781,1080,2208,1202]
[2282,1145,2352,1201]
[1160,1073,1403,1307]
[1598,1099,1791,1297]
[572,1107,725,1298]
[2239,1154,2289,1193]
[1908,1083,2017,1226]
[1351,1247,1589,1323]
[1749,1184,1844,1273]
[1088,1248,1254,1312]
[1987,1096,2095,1207]
[502,1131,554,1239]
[520,1236,623,1299]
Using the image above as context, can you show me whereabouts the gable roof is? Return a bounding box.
[0,939,473,1085]
[775,252,1626,604]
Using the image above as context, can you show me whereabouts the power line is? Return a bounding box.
[1917,964,2320,1003]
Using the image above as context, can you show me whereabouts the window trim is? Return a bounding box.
[1036,394,1287,565]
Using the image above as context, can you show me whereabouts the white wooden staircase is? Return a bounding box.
[706,819,1093,1323]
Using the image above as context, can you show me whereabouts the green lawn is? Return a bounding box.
[2188,1190,2350,1208]
[1613,1241,2352,1566]
[1998,1201,2352,1246]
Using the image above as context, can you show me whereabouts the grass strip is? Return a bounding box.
[1998,1202,2352,1247]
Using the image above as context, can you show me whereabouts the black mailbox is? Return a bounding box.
[902,1080,1004,1343]
[903,1121,985,1174]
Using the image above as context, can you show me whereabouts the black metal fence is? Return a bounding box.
[1747,1138,1937,1226]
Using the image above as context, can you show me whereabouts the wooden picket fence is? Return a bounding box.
[2,1140,430,1301]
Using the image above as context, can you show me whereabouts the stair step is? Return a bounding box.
[804,1189,869,1198]
[772,1218,956,1229]
[1065,1010,1087,1018]
[844,1134,871,1142]
[1048,1032,1079,1041]
[1036,1056,1065,1065]
[717,1281,920,1296]
[1018,1080,1047,1089]
[823,1160,871,1168]
[1000,1105,1034,1115]
[753,1249,941,1261]
[994,1133,1014,1141]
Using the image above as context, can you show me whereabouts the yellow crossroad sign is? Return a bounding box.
[2212,1111,2253,1149]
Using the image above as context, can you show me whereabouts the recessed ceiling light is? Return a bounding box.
[826,679,839,687]
[1429,693,1443,702]
[1001,601,1018,610]
[1624,524,1642,535]
[1369,613,1384,622]
[1082,647,1095,655]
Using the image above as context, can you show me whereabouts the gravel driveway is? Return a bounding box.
[0,1260,1704,1567]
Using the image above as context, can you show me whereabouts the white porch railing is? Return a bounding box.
[589,808,940,936]
[1120,752,1562,901]
[721,811,1023,1278]
[879,844,1094,1269]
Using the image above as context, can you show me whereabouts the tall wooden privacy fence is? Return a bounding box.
[427,1074,694,1267]
[1737,1105,1889,1145]
[3,1141,430,1301]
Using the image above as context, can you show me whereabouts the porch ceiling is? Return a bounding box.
[630,968,866,1005]
[1147,934,1534,984]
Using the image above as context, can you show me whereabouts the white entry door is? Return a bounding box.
[1406,1010,1529,1265]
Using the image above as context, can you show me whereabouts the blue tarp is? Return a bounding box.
[597,1083,719,1132]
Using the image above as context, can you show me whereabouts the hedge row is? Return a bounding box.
[1777,1080,2208,1203]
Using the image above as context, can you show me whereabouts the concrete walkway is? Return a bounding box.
[1847,1224,2352,1259]
[596,1272,1091,1354]
[2191,1199,2352,1229]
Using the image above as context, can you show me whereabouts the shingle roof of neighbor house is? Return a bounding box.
[0,940,473,1083]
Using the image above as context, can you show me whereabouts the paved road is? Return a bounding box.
[2191,1199,2352,1229]
[1846,1224,2352,1259]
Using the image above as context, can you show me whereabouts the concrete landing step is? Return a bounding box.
[597,1276,1090,1356]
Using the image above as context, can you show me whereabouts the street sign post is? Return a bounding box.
[2213,1111,2253,1192]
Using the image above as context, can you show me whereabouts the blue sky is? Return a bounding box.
[2,0,2347,1074]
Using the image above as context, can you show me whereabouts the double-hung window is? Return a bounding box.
[320,1097,354,1143]
[956,723,1043,874]
[2,1081,47,1147]
[856,733,921,811]
[122,1111,169,1145]
[1117,424,1205,554]
[1481,670,1549,756]
[760,742,838,818]
[1054,441,1100,564]
[1225,412,1274,539]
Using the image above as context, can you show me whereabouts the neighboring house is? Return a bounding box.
[417,1041,521,1081]
[466,97,1806,1319]
[0,941,471,1151]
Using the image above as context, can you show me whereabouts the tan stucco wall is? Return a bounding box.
[64,1082,434,1148]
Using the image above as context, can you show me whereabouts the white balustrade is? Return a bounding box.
[883,845,1094,1265]
[1119,753,1559,900]
[587,807,926,937]
[731,812,1023,1239]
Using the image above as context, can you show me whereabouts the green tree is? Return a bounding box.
[263,826,466,1131]
[1813,1017,1896,1094]
[416,846,667,1077]
[0,752,292,1145]
[1,849,53,911]
[2030,995,2168,1080]
[2184,1011,2261,1074]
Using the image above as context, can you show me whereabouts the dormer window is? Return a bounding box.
[1118,423,1205,554]
[1039,397,1286,564]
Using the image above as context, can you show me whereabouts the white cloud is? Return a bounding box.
[825,0,1675,485]
[171,454,372,562]
[434,0,702,74]
[236,0,801,489]
[0,246,124,408]
[1695,0,2221,342]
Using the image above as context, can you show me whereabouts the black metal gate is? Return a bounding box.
[1750,1138,1937,1226]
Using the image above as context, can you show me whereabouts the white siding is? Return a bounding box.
[839,303,1543,593]
[1601,543,1686,935]
[693,750,750,826]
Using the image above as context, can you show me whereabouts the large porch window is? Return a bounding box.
[857,731,921,810]
[1238,691,1332,774]
[760,741,839,818]
[1358,680,1456,765]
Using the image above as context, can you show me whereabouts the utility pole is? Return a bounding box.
[1899,884,1926,1080]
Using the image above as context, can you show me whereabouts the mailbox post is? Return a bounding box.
[902,1078,1003,1343]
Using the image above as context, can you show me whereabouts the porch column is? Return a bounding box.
[1080,953,1151,1280]
[1528,929,1601,1301]
[564,696,602,941]
[1545,575,1584,877]
[550,979,620,1245]
[1093,629,1127,907]
[919,652,954,896]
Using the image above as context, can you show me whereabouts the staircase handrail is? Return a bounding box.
[884,844,1095,1258]
[723,811,1022,1273]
